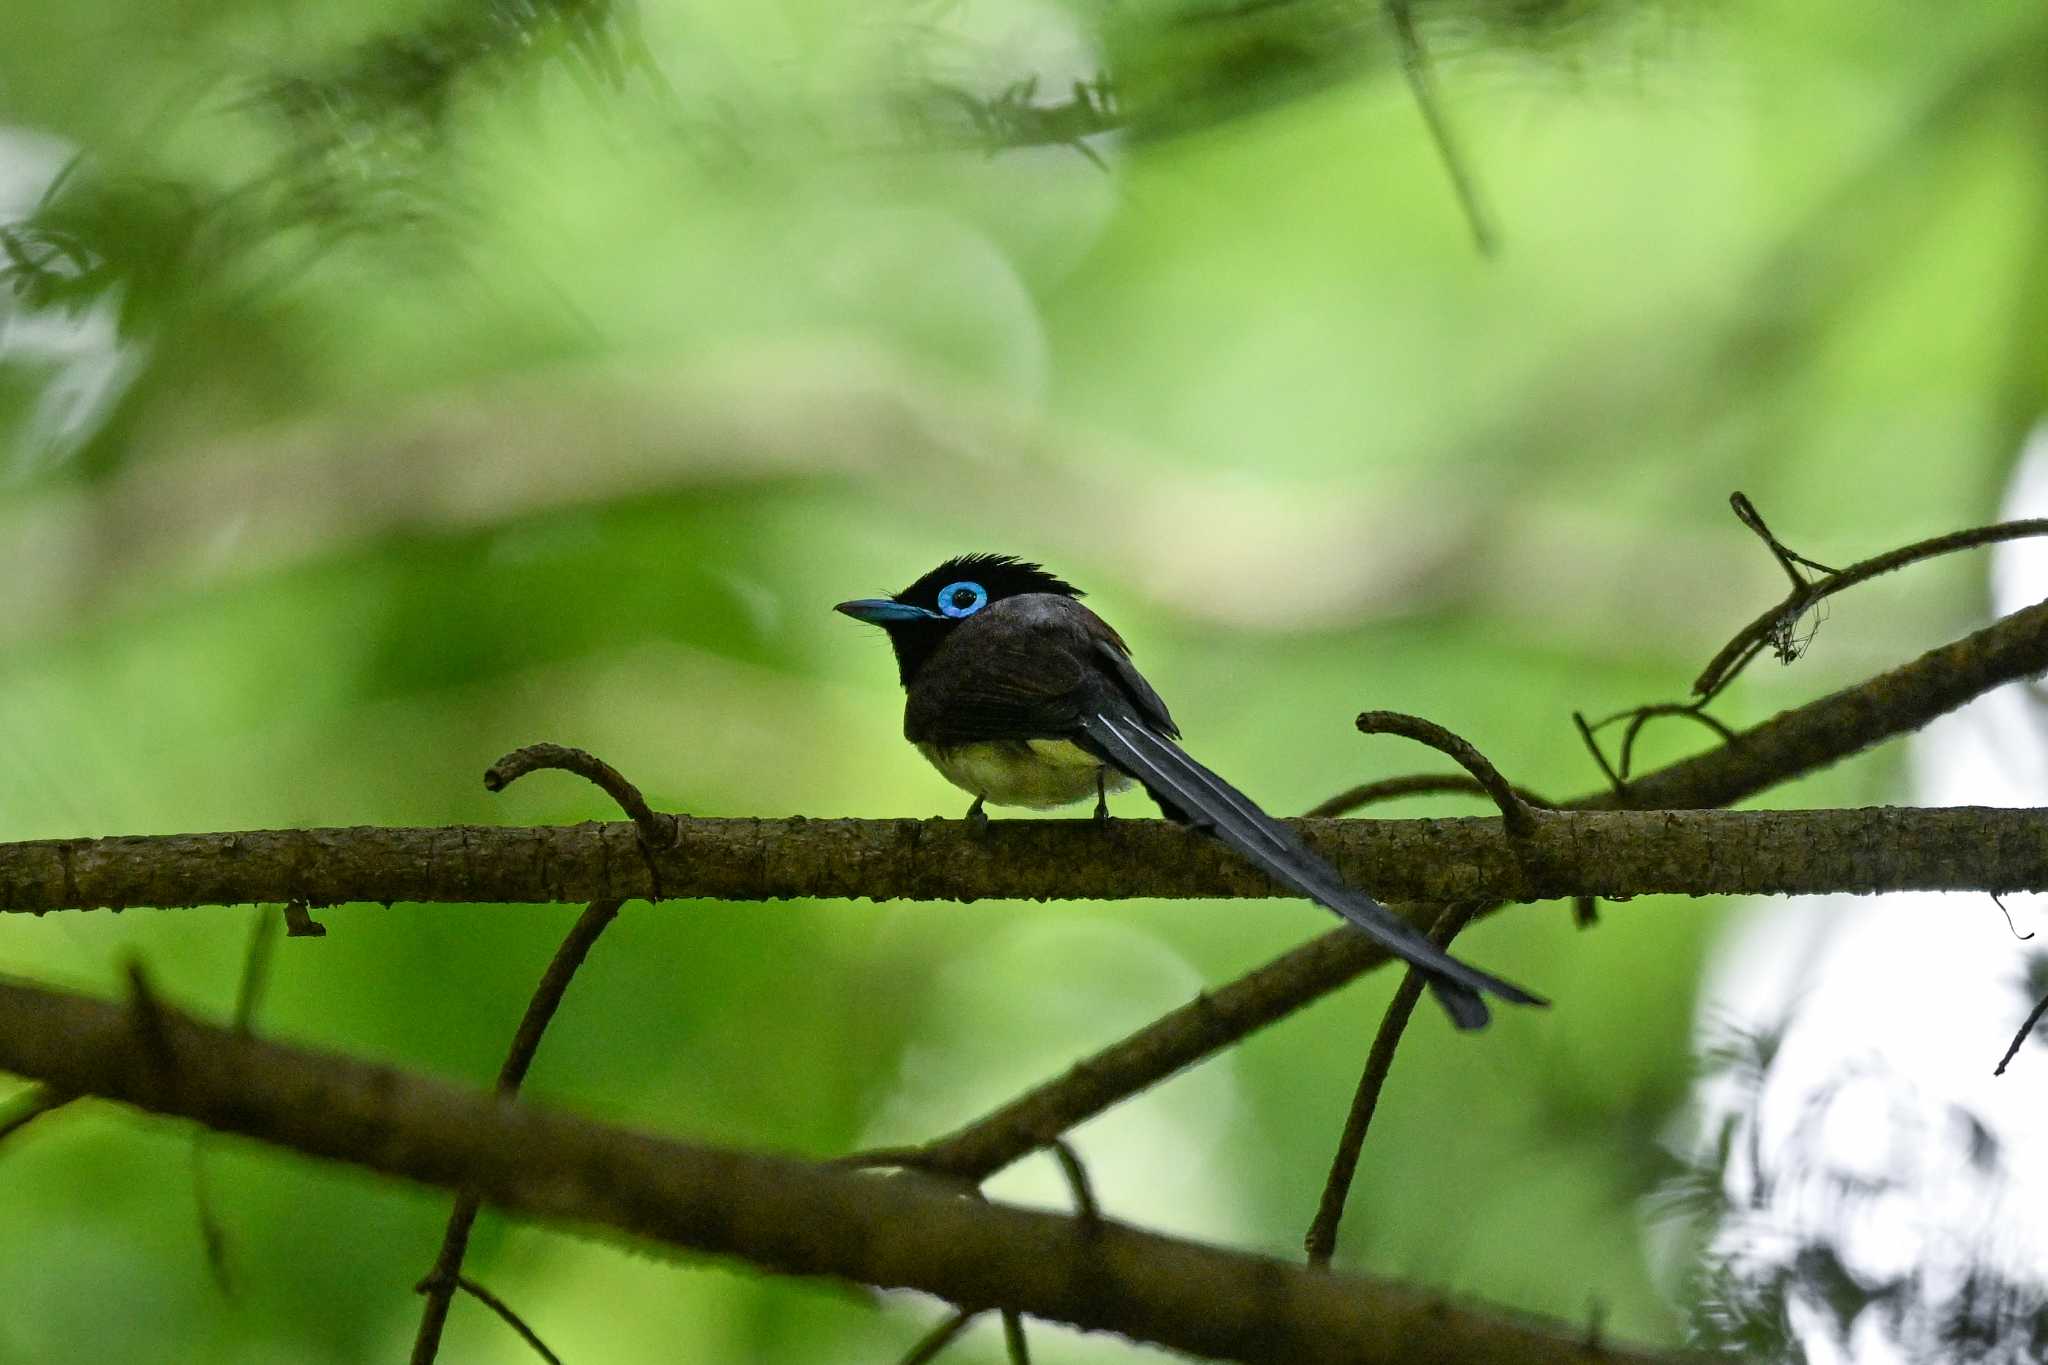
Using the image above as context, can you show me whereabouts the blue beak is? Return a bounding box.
[835,598,939,625]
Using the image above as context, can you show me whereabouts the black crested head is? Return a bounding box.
[895,554,1083,611]
[836,554,1085,687]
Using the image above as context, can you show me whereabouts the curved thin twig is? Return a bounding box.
[1354,711,1534,834]
[411,898,624,1365]
[898,1310,974,1365]
[1693,503,2048,701]
[486,743,674,845]
[456,1276,564,1365]
[1303,900,1483,1266]
[1575,703,1742,785]
[1570,711,1627,797]
[1303,772,1554,820]
[1048,1140,1100,1226]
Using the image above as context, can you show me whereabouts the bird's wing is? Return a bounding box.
[903,629,1090,744]
[1092,638,1179,738]
[1077,702,1544,1030]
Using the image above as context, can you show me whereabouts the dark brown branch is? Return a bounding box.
[1049,1140,1100,1225]
[454,1276,563,1365]
[0,976,1684,1365]
[1730,492,1839,587]
[1304,901,1483,1266]
[1693,508,2048,701]
[895,599,2048,1183]
[900,1310,975,1365]
[1616,706,1738,782]
[1002,1310,1031,1364]
[1302,772,1553,820]
[1578,703,1744,784]
[485,743,673,845]
[7,805,2048,913]
[413,898,624,1364]
[1354,712,1534,834]
[1994,990,2048,1076]
[1571,710,1628,795]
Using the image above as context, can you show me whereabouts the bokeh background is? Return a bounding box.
[2,1,2045,1361]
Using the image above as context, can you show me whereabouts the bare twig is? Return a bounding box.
[1730,492,1839,587]
[1354,712,1534,834]
[1048,1140,1100,1226]
[1991,894,2035,941]
[1304,772,1554,820]
[1693,503,2048,701]
[1384,0,1496,255]
[486,743,674,845]
[1994,991,2048,1076]
[412,898,624,1365]
[455,1276,564,1365]
[1571,702,1740,785]
[1304,900,1484,1266]
[1001,1310,1032,1364]
[1614,706,1739,783]
[898,1310,975,1365]
[1583,508,2048,778]
[1571,710,1627,797]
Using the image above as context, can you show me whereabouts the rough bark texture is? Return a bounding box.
[4,806,2046,915]
[0,976,1688,1365]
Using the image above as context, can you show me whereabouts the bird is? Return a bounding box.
[835,554,1544,1030]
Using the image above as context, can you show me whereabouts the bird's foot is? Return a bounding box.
[1093,770,1111,822]
[965,795,989,833]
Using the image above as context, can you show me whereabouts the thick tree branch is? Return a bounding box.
[0,976,1686,1365]
[4,805,2045,914]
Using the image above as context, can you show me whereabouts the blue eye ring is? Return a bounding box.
[936,580,988,619]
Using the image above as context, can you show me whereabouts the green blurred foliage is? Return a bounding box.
[1,0,2043,1360]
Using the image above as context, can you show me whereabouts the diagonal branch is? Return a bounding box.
[1692,507,2048,701]
[0,974,1686,1365]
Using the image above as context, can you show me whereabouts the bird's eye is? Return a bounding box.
[936,580,988,618]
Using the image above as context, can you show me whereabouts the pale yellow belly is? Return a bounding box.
[916,739,1133,810]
